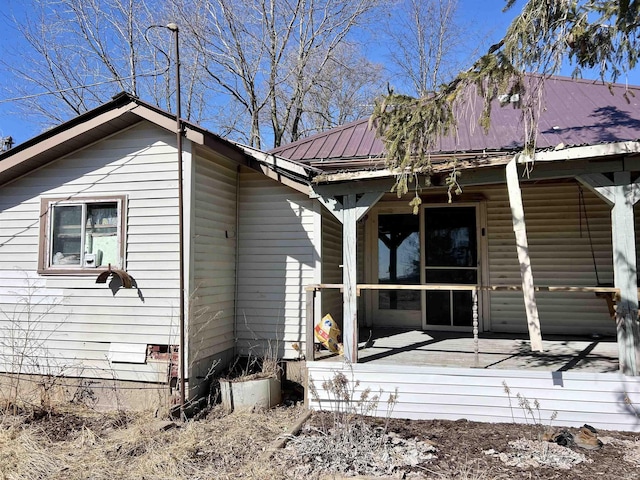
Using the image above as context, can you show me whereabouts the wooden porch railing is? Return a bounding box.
[305,283,622,364]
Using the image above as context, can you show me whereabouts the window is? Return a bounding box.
[39,196,126,273]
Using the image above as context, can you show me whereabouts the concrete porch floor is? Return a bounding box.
[317,328,620,373]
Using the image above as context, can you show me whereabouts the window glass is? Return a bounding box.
[46,200,120,269]
[51,205,82,265]
[86,203,118,266]
[378,214,421,310]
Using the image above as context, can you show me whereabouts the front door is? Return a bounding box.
[370,203,481,330]
[423,205,479,329]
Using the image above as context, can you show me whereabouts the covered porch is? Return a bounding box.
[309,154,640,376]
[317,328,619,373]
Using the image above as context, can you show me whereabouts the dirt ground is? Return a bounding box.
[1,402,638,480]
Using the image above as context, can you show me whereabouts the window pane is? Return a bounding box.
[86,202,118,267]
[378,214,420,310]
[425,207,477,267]
[452,290,473,326]
[426,291,450,325]
[425,269,477,284]
[51,205,82,265]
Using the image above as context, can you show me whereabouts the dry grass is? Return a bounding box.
[0,403,304,480]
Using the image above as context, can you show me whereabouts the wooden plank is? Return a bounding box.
[306,283,625,293]
[343,193,358,364]
[610,172,640,375]
[354,191,384,221]
[306,289,315,361]
[579,171,640,375]
[506,158,543,352]
[316,195,344,223]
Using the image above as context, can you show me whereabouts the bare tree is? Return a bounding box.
[2,0,382,146]
[0,0,209,132]
[289,44,385,138]
[182,0,381,148]
[382,0,481,96]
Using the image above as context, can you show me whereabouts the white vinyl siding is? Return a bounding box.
[363,180,615,335]
[321,207,343,327]
[483,181,615,334]
[189,148,238,382]
[307,362,640,432]
[0,122,181,383]
[235,171,316,359]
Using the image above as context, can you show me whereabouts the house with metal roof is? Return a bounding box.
[268,75,640,431]
[2,75,640,429]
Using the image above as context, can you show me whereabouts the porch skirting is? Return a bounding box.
[306,361,640,432]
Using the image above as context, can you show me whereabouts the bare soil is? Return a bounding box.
[1,403,638,480]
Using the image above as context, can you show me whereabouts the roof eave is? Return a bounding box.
[311,141,640,184]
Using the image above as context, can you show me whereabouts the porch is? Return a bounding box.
[316,328,620,373]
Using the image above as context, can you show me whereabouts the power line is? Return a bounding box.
[0,68,169,105]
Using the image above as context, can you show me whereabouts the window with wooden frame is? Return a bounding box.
[39,196,126,274]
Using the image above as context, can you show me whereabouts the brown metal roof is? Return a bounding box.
[0,93,312,188]
[269,75,640,170]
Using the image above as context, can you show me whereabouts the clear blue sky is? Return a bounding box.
[1,0,639,147]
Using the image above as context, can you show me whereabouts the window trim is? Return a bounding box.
[38,195,127,275]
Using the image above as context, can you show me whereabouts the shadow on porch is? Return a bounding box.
[317,328,620,373]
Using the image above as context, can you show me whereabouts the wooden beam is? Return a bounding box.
[355,191,384,221]
[316,195,344,223]
[506,157,544,352]
[577,174,616,204]
[311,179,395,197]
[305,283,624,293]
[579,171,640,375]
[343,193,358,364]
[531,141,640,162]
[306,289,316,361]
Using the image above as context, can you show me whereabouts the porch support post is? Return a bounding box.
[315,190,384,364]
[343,194,358,363]
[506,157,544,352]
[578,171,640,376]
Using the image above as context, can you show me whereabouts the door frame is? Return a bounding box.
[365,200,488,331]
[421,202,483,331]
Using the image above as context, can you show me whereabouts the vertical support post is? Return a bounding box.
[506,158,544,352]
[472,287,479,368]
[578,171,640,376]
[611,172,639,375]
[343,194,358,364]
[305,288,316,361]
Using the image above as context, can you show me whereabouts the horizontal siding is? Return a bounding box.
[0,122,181,383]
[321,207,343,328]
[482,182,616,334]
[235,171,316,359]
[189,149,238,375]
[307,362,640,432]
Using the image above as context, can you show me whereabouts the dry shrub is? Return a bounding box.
[0,402,303,480]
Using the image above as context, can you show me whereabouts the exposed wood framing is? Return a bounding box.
[315,191,384,364]
[343,194,358,363]
[578,171,640,376]
[306,289,316,361]
[506,157,544,352]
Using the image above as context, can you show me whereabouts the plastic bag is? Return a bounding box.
[314,314,343,355]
